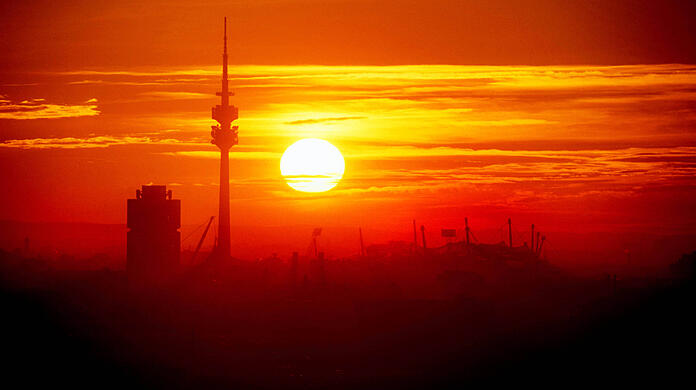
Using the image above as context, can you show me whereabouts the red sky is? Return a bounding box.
[1,1,695,260]
[2,0,696,69]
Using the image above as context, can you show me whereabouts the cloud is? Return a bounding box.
[312,146,696,200]
[138,91,212,100]
[164,150,281,160]
[458,119,555,126]
[284,116,366,125]
[0,97,99,120]
[0,135,186,149]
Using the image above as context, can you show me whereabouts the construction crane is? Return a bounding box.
[306,228,322,258]
[191,216,214,264]
[537,235,546,258]
[359,227,366,257]
[465,217,470,245]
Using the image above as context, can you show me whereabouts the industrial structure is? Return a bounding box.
[210,17,239,259]
[127,185,181,276]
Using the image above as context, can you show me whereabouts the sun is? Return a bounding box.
[280,138,345,193]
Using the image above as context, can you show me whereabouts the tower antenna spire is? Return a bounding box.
[224,16,227,55]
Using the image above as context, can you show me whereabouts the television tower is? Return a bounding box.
[210,17,239,259]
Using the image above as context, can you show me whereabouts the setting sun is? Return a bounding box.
[280,138,345,193]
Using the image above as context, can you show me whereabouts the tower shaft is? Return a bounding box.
[218,148,231,256]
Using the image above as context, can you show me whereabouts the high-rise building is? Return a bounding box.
[127,185,180,276]
[210,17,239,259]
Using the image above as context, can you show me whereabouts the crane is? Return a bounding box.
[191,216,214,265]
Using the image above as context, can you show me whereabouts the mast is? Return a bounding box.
[211,17,239,259]
[421,225,427,251]
[465,217,470,245]
[359,227,366,257]
[412,219,418,252]
[222,17,229,109]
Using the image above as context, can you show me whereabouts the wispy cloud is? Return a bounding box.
[0,135,188,149]
[163,150,281,160]
[0,96,99,120]
[138,91,212,100]
[285,116,366,125]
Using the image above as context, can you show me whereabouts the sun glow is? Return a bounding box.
[280,138,345,193]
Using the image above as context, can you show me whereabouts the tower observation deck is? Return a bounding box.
[210,17,239,259]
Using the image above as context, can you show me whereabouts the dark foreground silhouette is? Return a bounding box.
[2,248,695,388]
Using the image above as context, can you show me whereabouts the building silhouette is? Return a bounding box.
[127,185,180,276]
[210,17,239,259]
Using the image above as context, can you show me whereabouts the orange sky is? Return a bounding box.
[1,1,696,258]
[2,0,696,69]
